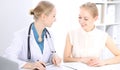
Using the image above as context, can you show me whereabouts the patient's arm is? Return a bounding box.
[63,33,84,62]
[103,35,120,65]
[64,33,78,62]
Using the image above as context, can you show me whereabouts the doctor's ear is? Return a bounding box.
[40,13,47,21]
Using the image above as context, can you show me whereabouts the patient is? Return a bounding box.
[63,2,120,67]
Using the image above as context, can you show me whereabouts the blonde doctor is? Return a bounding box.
[3,1,61,70]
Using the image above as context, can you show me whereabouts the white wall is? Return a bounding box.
[33,0,83,58]
[0,0,119,59]
[31,0,120,58]
[0,0,83,57]
[0,0,33,55]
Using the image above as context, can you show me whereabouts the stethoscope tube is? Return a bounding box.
[27,23,56,60]
[27,23,33,60]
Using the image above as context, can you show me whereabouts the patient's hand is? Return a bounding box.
[81,57,105,67]
[80,57,92,64]
[87,57,105,67]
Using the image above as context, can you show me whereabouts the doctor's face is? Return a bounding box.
[44,8,56,27]
[78,8,97,32]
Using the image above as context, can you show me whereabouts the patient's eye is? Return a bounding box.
[79,16,82,19]
[84,17,88,21]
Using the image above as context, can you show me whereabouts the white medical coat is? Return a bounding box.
[3,26,55,68]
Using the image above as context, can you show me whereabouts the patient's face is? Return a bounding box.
[78,8,96,32]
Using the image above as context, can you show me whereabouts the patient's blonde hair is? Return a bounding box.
[80,2,98,18]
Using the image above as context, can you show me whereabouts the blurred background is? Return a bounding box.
[0,0,120,59]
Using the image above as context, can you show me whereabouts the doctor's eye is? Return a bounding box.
[53,15,56,18]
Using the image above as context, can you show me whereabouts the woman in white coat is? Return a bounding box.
[3,1,61,70]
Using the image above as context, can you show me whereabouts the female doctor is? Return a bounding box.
[3,1,61,70]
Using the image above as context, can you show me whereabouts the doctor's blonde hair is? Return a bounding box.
[30,1,55,20]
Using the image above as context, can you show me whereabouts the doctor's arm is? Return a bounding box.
[3,33,46,70]
[47,31,61,66]
[3,33,27,68]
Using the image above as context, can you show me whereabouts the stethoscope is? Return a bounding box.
[27,23,56,60]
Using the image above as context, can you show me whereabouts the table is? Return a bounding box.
[21,62,120,70]
[62,62,120,70]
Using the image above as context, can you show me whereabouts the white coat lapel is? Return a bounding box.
[30,30,43,61]
[42,37,51,63]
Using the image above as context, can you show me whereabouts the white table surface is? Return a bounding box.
[21,62,120,70]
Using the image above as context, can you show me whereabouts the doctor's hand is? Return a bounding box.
[52,55,61,66]
[23,61,46,70]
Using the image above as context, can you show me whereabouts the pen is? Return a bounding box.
[33,68,39,70]
[41,63,46,68]
[33,60,46,70]
[37,60,46,68]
